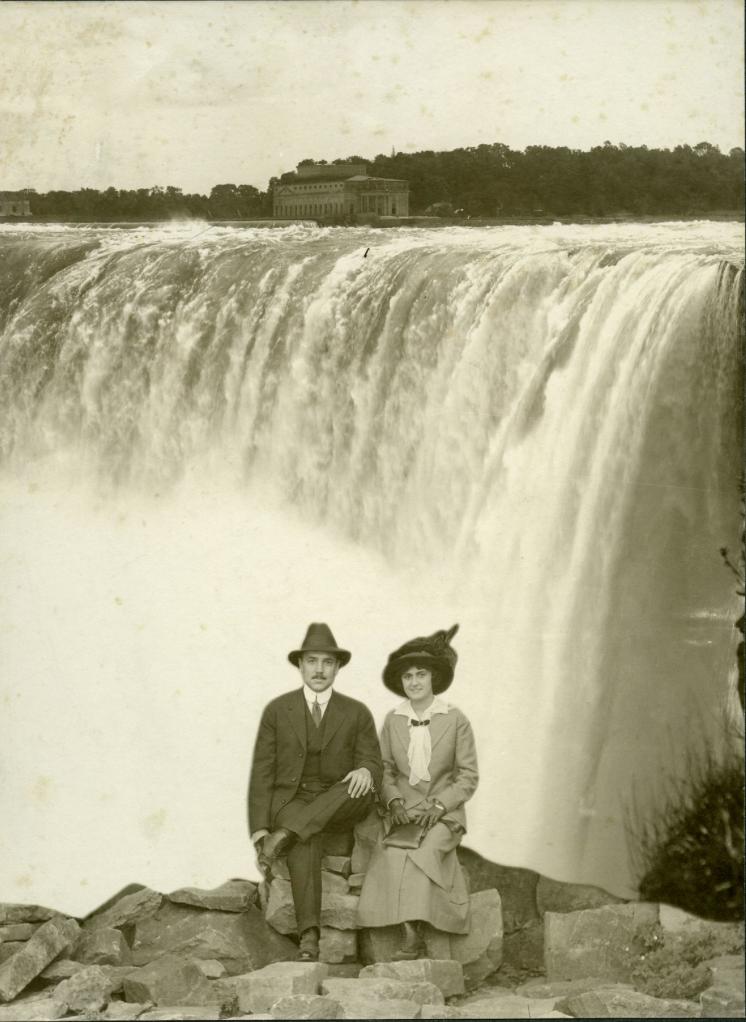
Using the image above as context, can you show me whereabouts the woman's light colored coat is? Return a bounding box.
[357,702,479,933]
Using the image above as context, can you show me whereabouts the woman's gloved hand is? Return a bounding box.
[411,799,446,829]
[388,798,411,827]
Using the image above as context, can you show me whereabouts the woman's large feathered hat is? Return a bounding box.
[382,624,459,697]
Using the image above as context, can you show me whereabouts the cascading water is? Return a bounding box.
[0,221,742,916]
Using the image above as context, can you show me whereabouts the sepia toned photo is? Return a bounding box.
[0,1,743,1018]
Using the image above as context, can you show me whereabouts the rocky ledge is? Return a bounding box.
[0,869,742,1020]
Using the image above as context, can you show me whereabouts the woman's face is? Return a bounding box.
[401,665,434,702]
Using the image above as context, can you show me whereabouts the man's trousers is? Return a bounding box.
[274,781,375,935]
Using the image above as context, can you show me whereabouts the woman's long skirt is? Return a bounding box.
[356,822,470,934]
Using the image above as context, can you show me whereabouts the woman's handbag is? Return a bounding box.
[383,821,427,849]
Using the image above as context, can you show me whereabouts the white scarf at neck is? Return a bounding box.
[394,698,450,786]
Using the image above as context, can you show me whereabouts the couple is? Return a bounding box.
[247,621,479,962]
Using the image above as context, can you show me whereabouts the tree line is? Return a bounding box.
[16,141,745,221]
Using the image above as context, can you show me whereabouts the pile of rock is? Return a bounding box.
[0,867,742,1019]
[259,853,502,988]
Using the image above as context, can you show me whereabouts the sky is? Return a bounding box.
[0,0,744,194]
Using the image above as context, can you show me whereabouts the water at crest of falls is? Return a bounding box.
[0,221,742,916]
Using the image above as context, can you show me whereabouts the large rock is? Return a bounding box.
[226,961,329,1014]
[131,902,297,974]
[0,991,66,1020]
[319,926,357,964]
[703,953,744,989]
[266,875,359,934]
[270,993,342,1018]
[457,849,541,933]
[0,914,80,1002]
[360,959,464,997]
[556,986,700,1017]
[84,889,163,933]
[122,954,219,1007]
[321,976,444,1006]
[536,876,626,916]
[74,927,132,966]
[167,880,257,913]
[0,924,38,942]
[0,905,55,927]
[544,902,660,982]
[55,964,118,1013]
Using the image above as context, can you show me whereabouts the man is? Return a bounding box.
[248,622,383,961]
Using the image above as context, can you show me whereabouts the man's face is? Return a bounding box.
[299,652,340,693]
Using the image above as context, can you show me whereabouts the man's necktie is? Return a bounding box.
[312,698,322,728]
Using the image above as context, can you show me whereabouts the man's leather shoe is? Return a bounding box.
[298,926,319,962]
[261,827,294,862]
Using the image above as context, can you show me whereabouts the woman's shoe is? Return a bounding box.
[391,921,426,960]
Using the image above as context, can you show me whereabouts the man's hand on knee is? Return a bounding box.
[342,767,372,798]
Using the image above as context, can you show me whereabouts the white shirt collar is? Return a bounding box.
[394,696,450,721]
[303,686,334,709]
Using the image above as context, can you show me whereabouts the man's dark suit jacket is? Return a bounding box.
[248,688,383,835]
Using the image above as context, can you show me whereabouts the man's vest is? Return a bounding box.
[301,702,326,783]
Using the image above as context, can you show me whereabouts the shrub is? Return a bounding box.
[631,922,744,1000]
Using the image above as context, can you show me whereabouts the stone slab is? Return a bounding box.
[229,961,329,1014]
[132,902,297,974]
[322,857,352,878]
[75,927,132,966]
[700,983,746,1018]
[321,976,444,1006]
[0,905,55,927]
[122,955,218,1007]
[557,986,700,1017]
[270,993,343,1018]
[451,993,563,1018]
[40,958,87,982]
[0,914,80,1002]
[139,1009,221,1021]
[84,889,163,934]
[0,992,67,1020]
[544,902,660,982]
[0,923,37,942]
[266,876,359,934]
[55,964,118,1013]
[360,959,465,997]
[166,880,257,913]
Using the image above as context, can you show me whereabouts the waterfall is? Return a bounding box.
[0,221,742,915]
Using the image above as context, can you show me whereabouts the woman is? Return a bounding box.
[357,624,479,959]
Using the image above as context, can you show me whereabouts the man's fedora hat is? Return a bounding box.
[383,624,459,697]
[288,622,351,668]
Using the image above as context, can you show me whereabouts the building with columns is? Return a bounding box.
[273,162,409,221]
